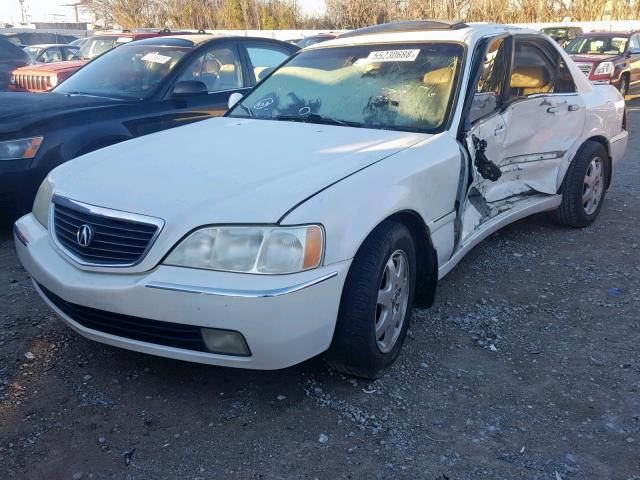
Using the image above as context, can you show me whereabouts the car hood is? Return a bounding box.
[14,59,87,74]
[49,116,429,228]
[0,92,127,131]
[569,54,619,63]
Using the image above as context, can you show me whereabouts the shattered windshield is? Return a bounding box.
[228,42,463,133]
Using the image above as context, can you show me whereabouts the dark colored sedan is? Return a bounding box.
[0,36,29,91]
[0,34,298,218]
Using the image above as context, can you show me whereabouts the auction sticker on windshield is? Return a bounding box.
[367,49,420,62]
[141,52,172,64]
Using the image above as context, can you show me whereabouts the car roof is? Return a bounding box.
[130,34,295,48]
[126,34,222,48]
[306,21,537,50]
[577,31,633,37]
[26,43,74,49]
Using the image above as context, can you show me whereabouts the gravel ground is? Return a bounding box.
[1,101,639,480]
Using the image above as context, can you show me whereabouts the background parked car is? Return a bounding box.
[540,26,583,46]
[69,37,90,48]
[566,31,640,95]
[3,32,77,47]
[0,36,29,91]
[9,30,183,93]
[293,33,339,48]
[23,44,79,63]
[0,34,298,218]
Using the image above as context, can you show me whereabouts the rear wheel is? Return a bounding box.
[552,141,607,228]
[324,221,417,379]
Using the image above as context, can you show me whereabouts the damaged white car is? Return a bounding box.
[15,21,627,378]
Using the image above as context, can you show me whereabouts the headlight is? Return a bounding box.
[594,61,614,76]
[32,178,53,228]
[49,75,58,88]
[9,74,15,85]
[164,225,324,274]
[0,137,43,161]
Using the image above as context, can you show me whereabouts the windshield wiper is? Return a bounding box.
[238,104,254,117]
[276,113,362,127]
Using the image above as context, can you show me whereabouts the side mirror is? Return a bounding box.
[228,92,243,109]
[172,80,208,97]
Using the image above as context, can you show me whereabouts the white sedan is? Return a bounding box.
[14,21,628,378]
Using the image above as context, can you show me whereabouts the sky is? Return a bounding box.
[0,0,326,25]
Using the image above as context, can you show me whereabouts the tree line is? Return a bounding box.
[80,0,640,30]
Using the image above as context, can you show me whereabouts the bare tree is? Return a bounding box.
[81,0,640,31]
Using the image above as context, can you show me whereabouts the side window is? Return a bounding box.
[508,41,556,100]
[629,35,640,51]
[63,48,76,60]
[555,59,576,93]
[469,37,507,123]
[246,45,290,82]
[43,48,63,63]
[178,46,243,92]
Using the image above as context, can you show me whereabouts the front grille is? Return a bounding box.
[575,63,592,76]
[52,196,162,267]
[14,74,52,92]
[38,284,209,352]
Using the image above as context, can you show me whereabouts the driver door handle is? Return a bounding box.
[494,124,505,135]
[547,106,560,114]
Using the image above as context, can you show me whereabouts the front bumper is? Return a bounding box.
[15,214,351,370]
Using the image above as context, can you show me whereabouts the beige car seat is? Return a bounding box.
[509,66,551,96]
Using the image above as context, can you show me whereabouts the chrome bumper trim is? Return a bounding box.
[146,271,338,298]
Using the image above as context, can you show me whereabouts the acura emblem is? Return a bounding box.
[76,224,94,247]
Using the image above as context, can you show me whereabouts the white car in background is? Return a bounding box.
[15,21,627,378]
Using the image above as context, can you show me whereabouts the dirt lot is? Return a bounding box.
[1,103,639,480]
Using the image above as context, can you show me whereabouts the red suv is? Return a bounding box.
[9,30,181,92]
[566,31,640,95]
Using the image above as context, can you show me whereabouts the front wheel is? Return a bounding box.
[552,141,608,228]
[324,221,417,379]
[619,74,629,96]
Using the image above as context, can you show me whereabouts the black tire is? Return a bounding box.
[324,220,417,379]
[552,141,608,228]
[619,74,629,96]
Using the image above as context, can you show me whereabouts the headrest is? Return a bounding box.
[423,67,453,86]
[510,67,549,89]
[203,60,219,75]
[219,64,235,74]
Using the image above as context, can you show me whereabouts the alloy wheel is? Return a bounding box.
[583,156,604,215]
[375,249,410,353]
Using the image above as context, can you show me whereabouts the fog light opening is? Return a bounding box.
[201,328,251,357]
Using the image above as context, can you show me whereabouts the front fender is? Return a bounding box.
[281,133,462,267]
[61,123,132,160]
